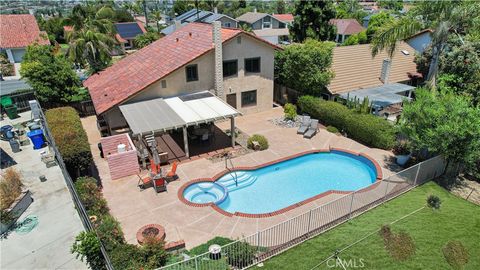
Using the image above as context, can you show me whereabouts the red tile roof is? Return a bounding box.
[84,23,279,115]
[63,25,73,32]
[272,14,294,23]
[0,14,50,48]
[329,19,365,35]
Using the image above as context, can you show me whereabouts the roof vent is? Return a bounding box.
[189,32,192,37]
[401,50,410,55]
[176,37,179,42]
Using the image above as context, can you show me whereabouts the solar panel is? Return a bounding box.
[115,23,144,39]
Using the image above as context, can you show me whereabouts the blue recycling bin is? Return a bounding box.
[27,129,45,149]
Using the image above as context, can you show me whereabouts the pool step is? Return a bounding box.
[217,172,258,191]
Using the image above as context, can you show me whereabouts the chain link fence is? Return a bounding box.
[38,104,114,270]
[160,155,446,270]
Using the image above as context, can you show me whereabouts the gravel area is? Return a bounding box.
[268,116,302,128]
[450,177,480,205]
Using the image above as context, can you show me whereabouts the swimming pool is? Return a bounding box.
[180,150,381,216]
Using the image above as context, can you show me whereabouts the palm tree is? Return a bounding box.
[67,27,116,73]
[371,0,479,88]
[66,5,117,73]
[151,10,163,33]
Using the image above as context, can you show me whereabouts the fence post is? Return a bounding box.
[307,209,313,234]
[194,256,198,270]
[383,179,390,201]
[413,162,421,186]
[348,192,355,219]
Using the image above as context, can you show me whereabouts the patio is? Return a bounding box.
[82,107,400,248]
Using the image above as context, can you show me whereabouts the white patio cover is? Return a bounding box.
[120,91,240,135]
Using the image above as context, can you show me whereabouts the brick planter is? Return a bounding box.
[136,224,165,245]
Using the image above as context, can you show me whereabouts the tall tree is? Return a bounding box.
[335,0,367,23]
[276,0,286,14]
[371,0,479,87]
[20,45,81,104]
[275,39,335,95]
[290,0,336,42]
[65,4,116,73]
[399,88,480,177]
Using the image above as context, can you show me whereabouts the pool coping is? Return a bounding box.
[177,148,383,218]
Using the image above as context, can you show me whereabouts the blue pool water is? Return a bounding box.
[183,151,377,215]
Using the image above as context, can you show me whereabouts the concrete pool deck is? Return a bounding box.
[82,107,400,248]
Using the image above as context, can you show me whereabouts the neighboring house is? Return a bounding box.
[236,11,293,45]
[0,14,50,63]
[327,42,421,119]
[329,19,365,43]
[161,9,238,35]
[405,29,433,53]
[84,22,280,134]
[114,22,147,50]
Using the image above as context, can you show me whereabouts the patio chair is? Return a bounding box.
[153,177,167,193]
[297,115,311,134]
[137,174,153,190]
[303,119,319,139]
[165,161,178,182]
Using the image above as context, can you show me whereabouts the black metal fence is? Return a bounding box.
[38,103,113,270]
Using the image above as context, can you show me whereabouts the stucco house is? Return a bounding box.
[236,12,293,45]
[84,22,280,136]
[0,14,50,63]
[161,9,238,35]
[329,19,365,43]
[114,22,147,50]
[405,29,433,53]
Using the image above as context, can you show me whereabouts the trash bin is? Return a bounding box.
[0,125,13,140]
[27,129,45,149]
[5,104,18,119]
[9,139,21,153]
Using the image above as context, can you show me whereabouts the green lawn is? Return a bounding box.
[262,182,480,270]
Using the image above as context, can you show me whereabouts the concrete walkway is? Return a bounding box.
[0,122,86,269]
[82,107,399,249]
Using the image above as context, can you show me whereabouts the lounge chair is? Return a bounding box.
[137,174,152,190]
[297,115,311,134]
[153,177,167,193]
[165,161,178,182]
[303,119,319,139]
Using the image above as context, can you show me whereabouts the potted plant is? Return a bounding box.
[393,140,412,167]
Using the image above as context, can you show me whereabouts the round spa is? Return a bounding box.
[183,182,228,205]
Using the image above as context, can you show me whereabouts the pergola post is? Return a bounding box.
[183,126,189,158]
[230,116,235,147]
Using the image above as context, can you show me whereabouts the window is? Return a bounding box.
[161,80,167,88]
[223,22,231,28]
[262,16,271,28]
[241,90,257,107]
[237,36,242,44]
[245,57,261,73]
[185,64,198,82]
[279,22,286,28]
[223,60,238,77]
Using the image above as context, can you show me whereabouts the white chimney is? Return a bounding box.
[254,8,257,13]
[380,59,391,84]
[214,7,218,14]
[213,21,224,98]
[174,20,182,31]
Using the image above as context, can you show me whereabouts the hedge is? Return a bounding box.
[298,96,395,149]
[45,106,92,176]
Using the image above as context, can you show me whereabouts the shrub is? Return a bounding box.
[393,140,411,155]
[188,236,234,256]
[298,96,395,149]
[110,243,144,270]
[72,231,107,270]
[45,107,92,177]
[247,134,269,150]
[0,168,23,210]
[142,236,169,269]
[283,103,297,121]
[326,125,339,134]
[225,240,256,268]
[427,195,442,209]
[95,215,125,252]
[442,240,469,270]
[74,177,109,217]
